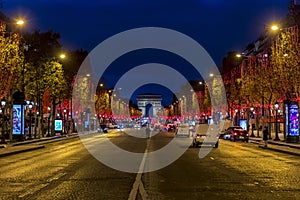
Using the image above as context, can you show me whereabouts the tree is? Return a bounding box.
[23,30,67,136]
[0,22,23,99]
[271,26,300,100]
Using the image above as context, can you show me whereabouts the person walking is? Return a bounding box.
[263,126,268,147]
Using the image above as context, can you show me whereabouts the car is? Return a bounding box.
[224,126,249,142]
[99,124,108,133]
[192,124,219,148]
[221,126,241,140]
[153,123,164,131]
[165,123,177,132]
[107,122,119,129]
[134,123,141,129]
[176,123,191,137]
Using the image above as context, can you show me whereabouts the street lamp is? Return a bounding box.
[274,102,280,141]
[250,107,255,137]
[63,108,67,135]
[1,99,6,144]
[270,24,279,31]
[47,106,51,137]
[59,53,66,59]
[235,109,239,126]
[28,102,33,140]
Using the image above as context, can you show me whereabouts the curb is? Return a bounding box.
[12,136,64,146]
[258,145,300,157]
[0,145,45,158]
[268,141,300,149]
[11,134,79,146]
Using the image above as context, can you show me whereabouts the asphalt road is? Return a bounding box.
[0,129,299,200]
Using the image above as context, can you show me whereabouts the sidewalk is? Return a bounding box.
[249,129,300,156]
[0,132,79,157]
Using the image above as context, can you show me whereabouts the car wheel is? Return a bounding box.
[233,137,236,142]
[246,139,249,143]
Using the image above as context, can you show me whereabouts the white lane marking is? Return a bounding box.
[139,181,147,200]
[128,139,150,200]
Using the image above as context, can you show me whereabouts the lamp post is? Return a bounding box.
[250,107,255,137]
[1,99,6,144]
[235,109,238,126]
[63,108,66,135]
[47,106,51,137]
[274,102,280,141]
[28,102,33,140]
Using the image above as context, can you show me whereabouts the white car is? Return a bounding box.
[176,124,191,137]
[192,124,219,148]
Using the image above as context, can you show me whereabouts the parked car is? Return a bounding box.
[221,126,240,140]
[224,126,249,142]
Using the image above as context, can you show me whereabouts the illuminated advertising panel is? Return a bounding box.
[55,119,63,131]
[239,119,247,130]
[12,104,24,135]
[289,104,299,136]
[285,104,289,137]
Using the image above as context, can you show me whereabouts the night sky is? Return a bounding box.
[3,0,290,64]
[2,0,290,105]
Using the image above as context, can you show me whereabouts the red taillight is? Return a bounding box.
[234,132,238,136]
[246,134,249,136]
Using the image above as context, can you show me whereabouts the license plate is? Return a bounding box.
[239,136,244,139]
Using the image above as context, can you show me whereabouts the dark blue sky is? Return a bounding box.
[2,1,291,105]
[3,0,289,66]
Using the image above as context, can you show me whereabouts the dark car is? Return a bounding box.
[225,126,249,142]
[165,123,177,132]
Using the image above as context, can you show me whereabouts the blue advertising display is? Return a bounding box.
[239,119,247,131]
[289,104,299,136]
[12,104,24,135]
[55,120,63,131]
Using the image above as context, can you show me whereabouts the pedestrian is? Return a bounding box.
[145,126,151,139]
[263,126,268,147]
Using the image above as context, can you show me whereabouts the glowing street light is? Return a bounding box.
[236,53,242,58]
[271,24,279,31]
[16,19,25,26]
[59,53,66,59]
